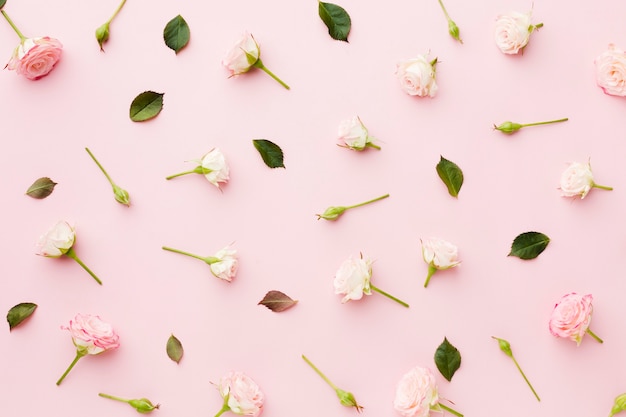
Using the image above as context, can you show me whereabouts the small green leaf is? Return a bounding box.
[253,139,285,168]
[163,15,190,54]
[0,0,7,9]
[318,1,351,42]
[258,290,298,312]
[26,177,57,199]
[7,302,37,331]
[130,91,164,122]
[436,156,464,197]
[166,334,183,364]
[434,337,461,381]
[508,231,550,260]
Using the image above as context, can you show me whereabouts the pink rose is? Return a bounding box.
[559,161,612,199]
[36,220,75,257]
[494,11,541,55]
[210,246,238,281]
[201,148,230,188]
[337,116,379,151]
[549,293,594,346]
[222,32,260,76]
[396,55,438,97]
[595,44,626,96]
[63,313,120,354]
[421,237,460,287]
[7,37,62,80]
[394,366,439,417]
[217,371,264,417]
[333,256,372,303]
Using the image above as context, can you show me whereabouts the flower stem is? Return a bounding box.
[370,284,409,308]
[366,142,381,150]
[1,10,26,41]
[99,393,130,403]
[439,403,463,417]
[56,351,86,385]
[254,60,290,90]
[586,328,604,343]
[162,246,206,261]
[301,355,338,390]
[345,194,389,210]
[107,0,127,24]
[533,23,544,30]
[65,248,102,285]
[511,356,540,402]
[165,169,199,180]
[592,183,613,191]
[520,117,568,128]
[85,148,116,188]
[214,402,230,417]
[424,264,437,288]
[436,0,451,20]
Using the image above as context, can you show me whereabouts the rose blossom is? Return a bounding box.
[7,37,62,80]
[36,220,75,257]
[222,32,260,76]
[217,371,264,417]
[393,366,439,417]
[549,293,594,345]
[63,313,120,354]
[333,256,372,303]
[595,44,626,97]
[494,11,541,55]
[337,116,379,151]
[200,148,230,188]
[559,161,612,199]
[421,237,460,287]
[396,55,438,97]
[210,246,238,281]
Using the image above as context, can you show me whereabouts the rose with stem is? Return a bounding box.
[492,337,540,401]
[162,246,220,265]
[65,247,102,285]
[302,355,363,412]
[436,0,462,43]
[95,0,127,51]
[85,148,130,206]
[494,118,568,134]
[99,393,159,413]
[317,193,389,221]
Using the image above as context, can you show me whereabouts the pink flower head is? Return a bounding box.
[63,313,120,355]
[393,366,439,417]
[218,371,264,417]
[222,32,260,77]
[210,246,238,281]
[7,37,62,80]
[549,293,594,346]
[421,237,460,270]
[595,44,626,97]
[333,255,372,303]
[396,55,438,97]
[36,220,75,257]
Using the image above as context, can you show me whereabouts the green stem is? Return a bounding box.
[106,0,127,24]
[424,264,437,288]
[99,393,130,404]
[254,60,290,90]
[162,246,206,262]
[1,10,27,41]
[533,23,544,30]
[592,183,613,191]
[302,355,338,390]
[439,403,463,417]
[165,168,200,180]
[345,194,389,210]
[56,351,85,385]
[436,0,451,20]
[214,402,230,417]
[511,356,540,402]
[586,328,604,343]
[370,284,409,308]
[85,148,116,187]
[366,142,381,150]
[65,248,102,285]
[520,118,568,128]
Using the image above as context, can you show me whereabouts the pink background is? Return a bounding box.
[2,0,626,416]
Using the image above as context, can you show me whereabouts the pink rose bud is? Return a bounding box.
[559,161,612,199]
[421,237,460,288]
[215,371,264,417]
[396,55,438,97]
[209,246,238,282]
[549,292,603,346]
[595,44,626,97]
[7,36,62,80]
[494,11,542,55]
[222,32,260,76]
[36,220,75,257]
[165,148,229,189]
[337,116,380,151]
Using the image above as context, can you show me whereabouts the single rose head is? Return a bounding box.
[7,36,62,80]
[201,148,230,188]
[217,371,264,417]
[421,237,460,287]
[549,292,594,346]
[63,313,120,355]
[36,220,75,257]
[396,55,438,97]
[337,116,379,151]
[210,246,238,281]
[222,32,260,76]
[393,366,439,417]
[559,161,612,199]
[494,11,541,55]
[333,255,372,303]
[595,44,626,97]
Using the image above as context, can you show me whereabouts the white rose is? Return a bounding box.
[333,256,372,303]
[559,162,594,198]
[337,116,378,151]
[36,221,75,257]
[221,32,260,76]
[421,237,459,270]
[393,366,439,417]
[595,44,626,97]
[210,246,238,281]
[201,148,230,188]
[396,55,438,97]
[494,11,540,54]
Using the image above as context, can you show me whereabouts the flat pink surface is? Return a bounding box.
[2,0,626,416]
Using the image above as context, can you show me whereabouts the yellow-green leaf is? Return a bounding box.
[166,334,183,363]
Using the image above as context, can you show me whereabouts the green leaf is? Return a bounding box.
[163,15,190,54]
[258,290,298,312]
[129,91,164,122]
[7,302,37,331]
[253,139,285,168]
[434,337,461,381]
[508,231,550,260]
[436,155,463,197]
[166,334,183,363]
[0,0,7,9]
[25,177,57,199]
[318,1,351,42]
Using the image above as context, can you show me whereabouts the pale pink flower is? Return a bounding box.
[421,237,460,287]
[217,371,264,417]
[549,293,595,345]
[494,11,541,54]
[210,246,238,281]
[7,37,62,80]
[222,32,260,76]
[595,44,626,97]
[200,148,230,188]
[396,55,438,97]
[36,220,75,257]
[337,116,379,151]
[333,256,372,303]
[393,366,439,417]
[559,161,612,199]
